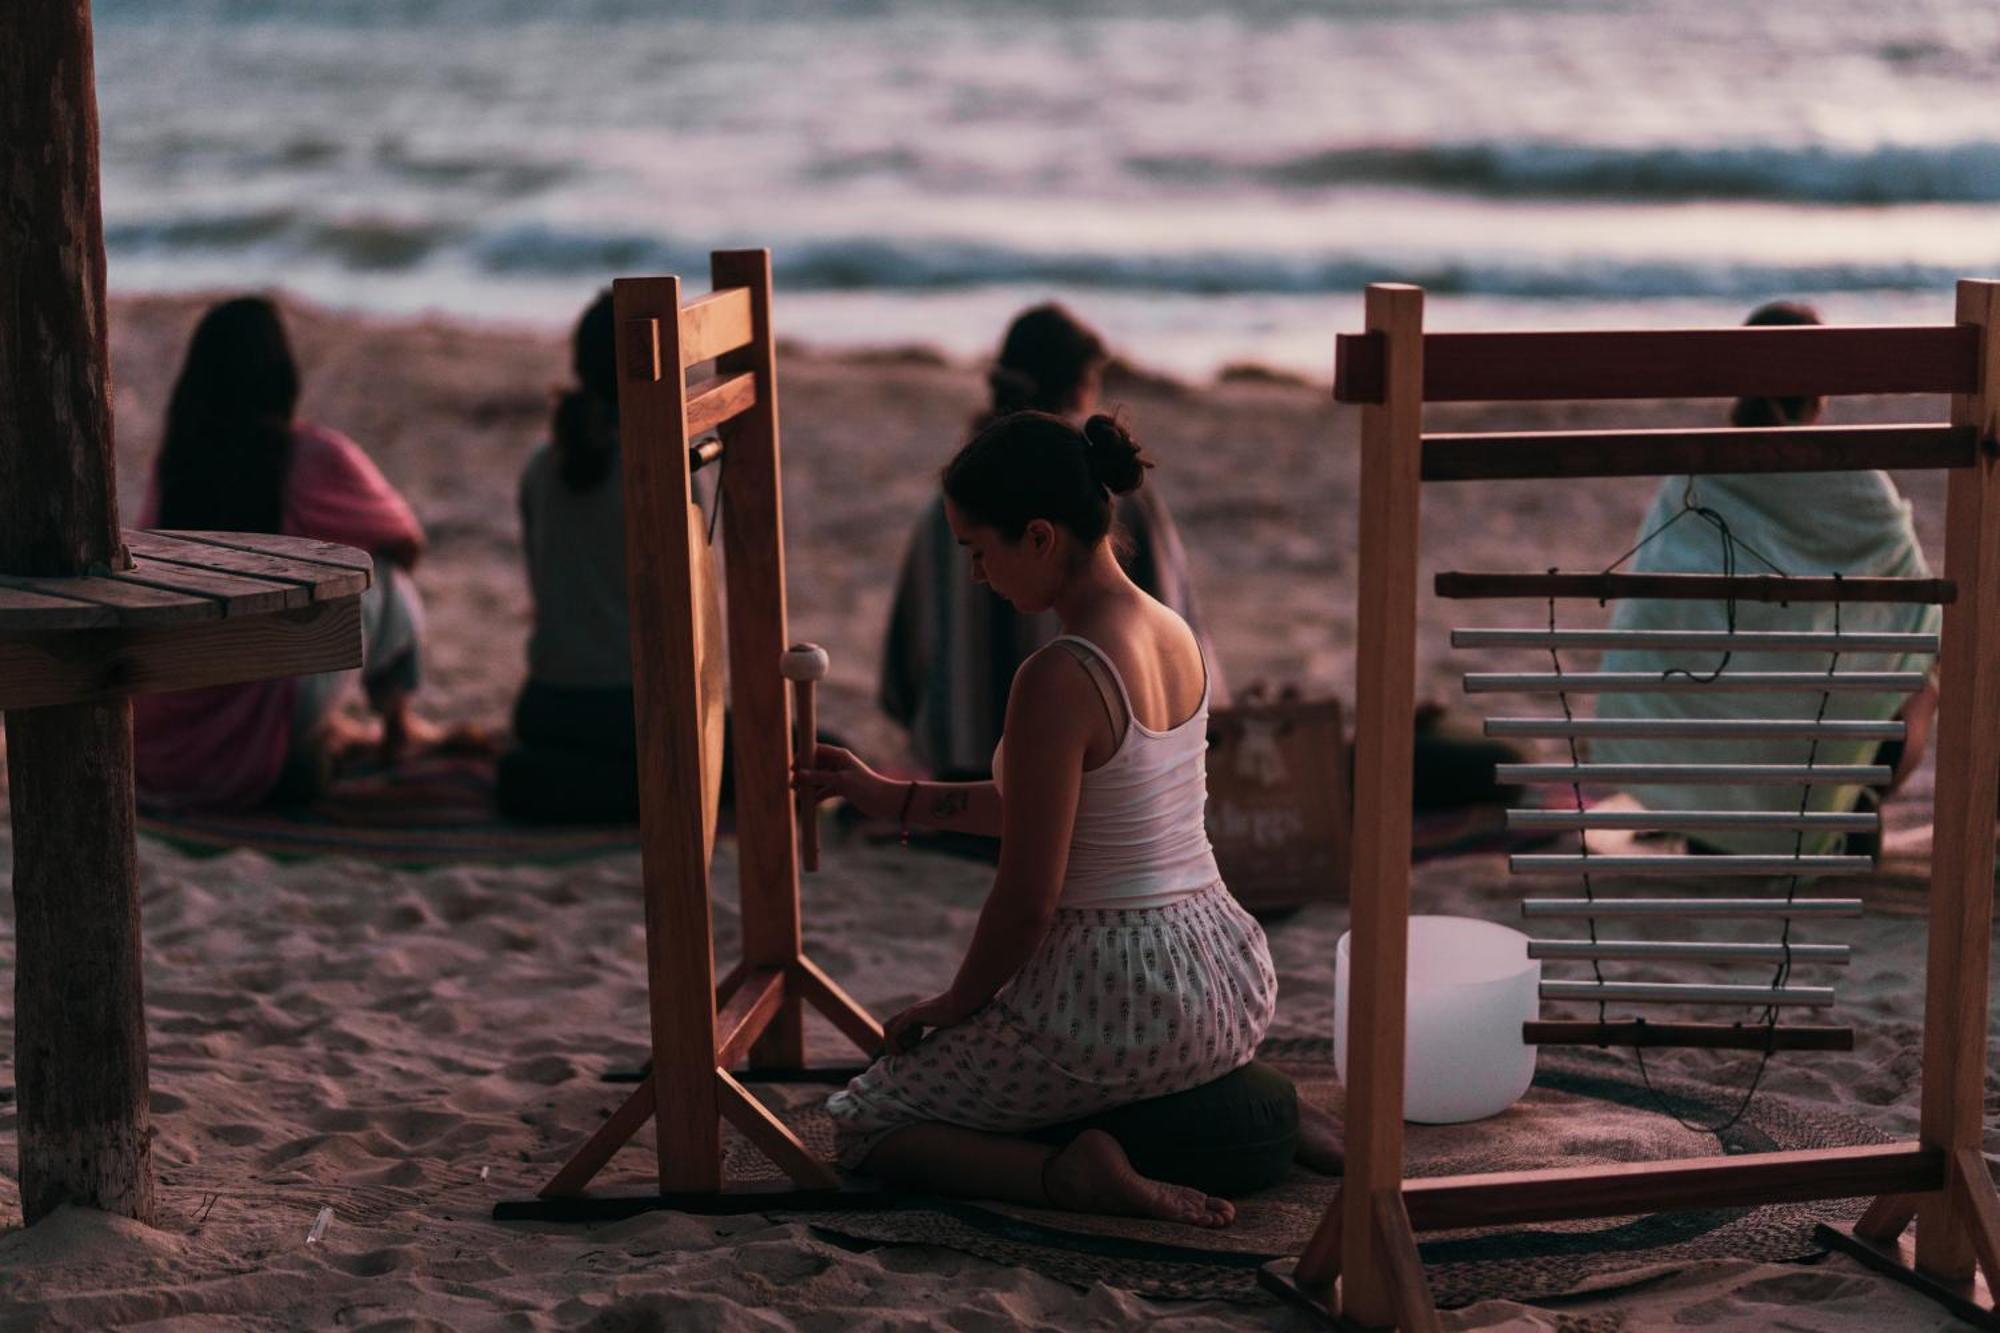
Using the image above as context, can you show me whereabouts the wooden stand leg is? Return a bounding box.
[1952,1149,2000,1292]
[1295,1184,1343,1293]
[1855,1192,1923,1243]
[1915,279,2000,1282]
[1373,1191,1442,1333]
[794,957,887,1057]
[1818,1218,2000,1329]
[1819,1162,2000,1333]
[716,1068,838,1188]
[541,1081,656,1197]
[1336,282,1429,1328]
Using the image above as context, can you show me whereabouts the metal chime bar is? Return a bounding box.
[1497,762,1890,786]
[1453,628,1940,654]
[1541,979,1836,1006]
[1529,939,1851,965]
[1435,571,1956,605]
[1487,717,1906,742]
[1522,897,1864,919]
[1512,853,1874,876]
[1506,808,1878,833]
[1466,671,1929,694]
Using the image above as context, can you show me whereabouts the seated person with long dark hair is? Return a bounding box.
[134,296,441,810]
[496,291,644,823]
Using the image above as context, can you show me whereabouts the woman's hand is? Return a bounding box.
[882,989,981,1055]
[793,743,900,820]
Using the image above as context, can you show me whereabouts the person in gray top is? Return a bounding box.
[498,291,643,822]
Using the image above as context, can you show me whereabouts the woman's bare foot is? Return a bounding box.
[1296,1102,1345,1175]
[1043,1129,1234,1228]
[376,694,497,767]
[316,714,384,767]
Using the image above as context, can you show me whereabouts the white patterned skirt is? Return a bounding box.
[826,880,1278,1169]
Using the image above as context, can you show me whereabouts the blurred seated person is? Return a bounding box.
[1589,301,1938,854]
[497,291,647,823]
[134,296,442,811]
[881,304,1222,780]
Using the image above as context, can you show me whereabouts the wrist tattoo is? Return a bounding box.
[929,790,970,821]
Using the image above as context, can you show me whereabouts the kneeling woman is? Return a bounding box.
[803,412,1316,1226]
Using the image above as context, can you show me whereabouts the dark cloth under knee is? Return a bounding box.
[1028,1060,1299,1196]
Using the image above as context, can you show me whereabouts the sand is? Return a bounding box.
[0,292,1983,1329]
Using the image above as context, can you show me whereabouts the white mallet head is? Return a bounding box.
[781,642,830,682]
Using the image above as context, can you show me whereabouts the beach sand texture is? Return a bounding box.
[0,293,1982,1329]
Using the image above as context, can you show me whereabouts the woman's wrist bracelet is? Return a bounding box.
[897,780,919,846]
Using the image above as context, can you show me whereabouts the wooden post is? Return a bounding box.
[0,0,156,1226]
[1339,283,1426,1327]
[711,249,806,1070]
[1916,278,2000,1279]
[613,277,723,1193]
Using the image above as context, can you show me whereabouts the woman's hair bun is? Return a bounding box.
[1078,413,1150,496]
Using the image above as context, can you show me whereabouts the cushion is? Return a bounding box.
[1027,1059,1299,1196]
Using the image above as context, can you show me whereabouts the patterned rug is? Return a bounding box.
[136,755,641,868]
[764,1038,1887,1309]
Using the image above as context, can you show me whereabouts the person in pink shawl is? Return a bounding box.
[133,297,437,811]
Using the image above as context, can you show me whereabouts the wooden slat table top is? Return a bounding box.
[125,531,371,600]
[0,531,372,634]
[157,530,376,574]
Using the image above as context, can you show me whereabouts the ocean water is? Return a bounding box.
[95,0,2000,378]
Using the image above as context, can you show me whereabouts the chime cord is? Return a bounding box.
[1551,481,1840,1134]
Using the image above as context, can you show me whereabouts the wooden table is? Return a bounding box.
[0,530,369,710]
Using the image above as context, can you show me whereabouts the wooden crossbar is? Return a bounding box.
[1400,1143,1942,1229]
[1421,424,1975,481]
[1334,325,1980,404]
[1438,571,1957,603]
[1455,627,1939,653]
[686,371,758,438]
[679,287,755,367]
[1524,1020,1856,1051]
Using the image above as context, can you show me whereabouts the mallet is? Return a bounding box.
[781,642,830,872]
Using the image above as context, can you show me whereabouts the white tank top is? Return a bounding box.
[993,634,1222,910]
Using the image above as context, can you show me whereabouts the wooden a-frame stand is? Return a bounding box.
[496,251,885,1221]
[1266,280,2000,1329]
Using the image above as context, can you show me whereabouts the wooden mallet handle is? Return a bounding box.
[781,643,830,872]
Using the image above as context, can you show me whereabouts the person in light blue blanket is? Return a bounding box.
[1588,302,1938,855]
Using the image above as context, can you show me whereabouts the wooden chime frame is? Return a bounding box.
[1269,280,2000,1330]
[497,250,885,1221]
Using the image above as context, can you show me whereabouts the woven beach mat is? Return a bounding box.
[750,1037,1887,1309]
[136,754,642,869]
